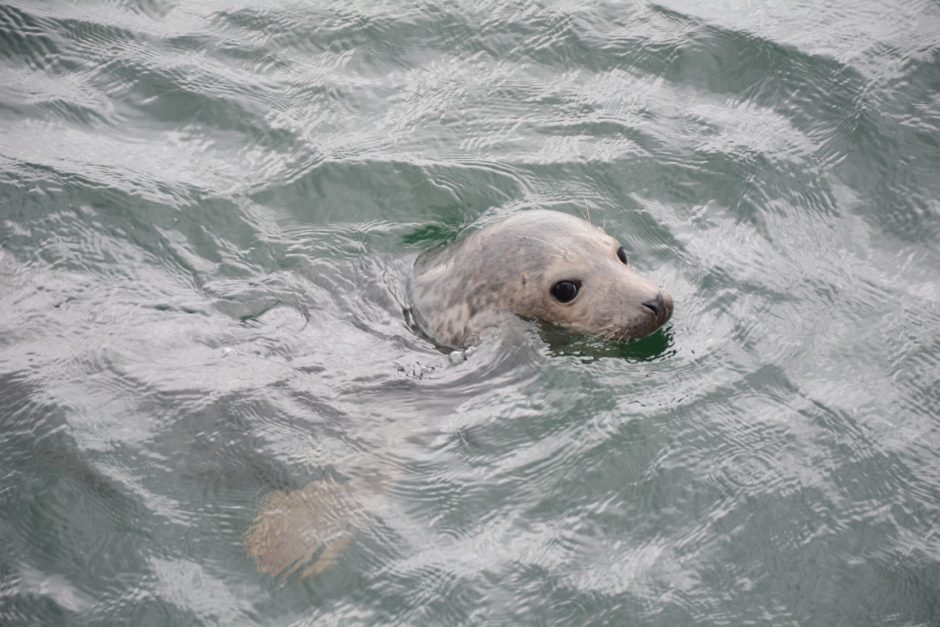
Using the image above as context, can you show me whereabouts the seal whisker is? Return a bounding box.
[519,235,567,257]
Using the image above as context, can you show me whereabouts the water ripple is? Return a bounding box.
[2,0,940,623]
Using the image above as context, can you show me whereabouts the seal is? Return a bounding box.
[409,209,673,348]
[245,210,675,581]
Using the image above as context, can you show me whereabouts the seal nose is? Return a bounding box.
[642,291,673,323]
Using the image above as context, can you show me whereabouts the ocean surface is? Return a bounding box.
[2,0,939,624]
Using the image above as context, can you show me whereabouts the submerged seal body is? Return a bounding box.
[409,209,673,348]
[247,211,674,579]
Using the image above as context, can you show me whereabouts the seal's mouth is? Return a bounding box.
[642,290,674,328]
[602,292,674,342]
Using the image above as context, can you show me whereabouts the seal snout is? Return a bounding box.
[642,291,673,325]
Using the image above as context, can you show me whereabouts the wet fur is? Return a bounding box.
[409,210,672,348]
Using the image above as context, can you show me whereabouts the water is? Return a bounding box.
[1,0,939,623]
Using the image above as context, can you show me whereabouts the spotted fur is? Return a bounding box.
[409,210,673,348]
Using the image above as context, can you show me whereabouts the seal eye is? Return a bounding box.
[551,280,580,303]
[617,246,628,265]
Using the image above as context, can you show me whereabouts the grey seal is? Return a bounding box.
[245,210,675,580]
[409,209,673,348]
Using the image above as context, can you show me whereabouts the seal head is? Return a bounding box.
[409,210,673,348]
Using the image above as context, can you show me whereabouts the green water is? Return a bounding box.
[1,0,939,624]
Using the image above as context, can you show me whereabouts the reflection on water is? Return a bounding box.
[1,0,939,623]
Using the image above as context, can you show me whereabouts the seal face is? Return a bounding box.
[409,209,673,348]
